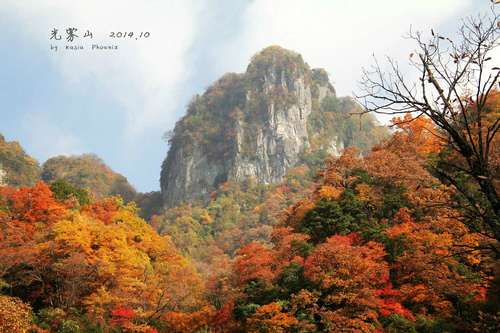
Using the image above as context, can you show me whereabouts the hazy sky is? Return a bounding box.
[0,0,493,191]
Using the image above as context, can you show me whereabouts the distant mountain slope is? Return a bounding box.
[0,134,40,187]
[160,46,387,207]
[41,154,137,201]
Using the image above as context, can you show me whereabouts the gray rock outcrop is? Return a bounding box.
[160,46,351,207]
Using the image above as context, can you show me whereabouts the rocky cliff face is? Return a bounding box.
[0,165,6,186]
[161,46,382,207]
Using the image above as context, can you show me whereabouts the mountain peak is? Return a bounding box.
[246,46,310,85]
[248,46,306,69]
[160,46,383,207]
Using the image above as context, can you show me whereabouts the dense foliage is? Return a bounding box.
[0,183,204,332]
[0,134,40,187]
[1,113,498,332]
[223,115,498,332]
[142,108,499,332]
[153,169,314,279]
[41,154,137,202]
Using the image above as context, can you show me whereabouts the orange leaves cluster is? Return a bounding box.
[163,306,216,333]
[355,183,382,206]
[364,118,452,212]
[0,295,32,333]
[375,285,414,320]
[317,185,343,201]
[271,227,309,269]
[81,196,121,224]
[285,198,315,228]
[0,182,205,331]
[71,210,204,320]
[0,181,66,224]
[390,113,443,157]
[234,242,276,285]
[109,306,158,332]
[385,209,486,318]
[0,182,67,282]
[302,234,395,325]
[247,303,298,333]
[322,147,363,188]
[304,235,388,291]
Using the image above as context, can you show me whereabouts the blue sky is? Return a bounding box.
[0,0,492,192]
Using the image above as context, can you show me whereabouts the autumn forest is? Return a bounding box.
[1,7,499,333]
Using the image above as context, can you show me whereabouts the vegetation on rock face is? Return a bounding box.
[161,45,387,207]
[246,45,312,90]
[311,68,332,88]
[155,168,313,261]
[0,134,40,187]
[164,46,319,162]
[307,95,388,154]
[42,154,137,202]
[167,72,247,161]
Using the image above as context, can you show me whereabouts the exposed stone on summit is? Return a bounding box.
[160,46,383,207]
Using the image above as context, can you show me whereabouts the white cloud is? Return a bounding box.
[216,0,477,96]
[21,113,83,161]
[2,0,199,137]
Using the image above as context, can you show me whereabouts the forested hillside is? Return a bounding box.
[0,134,40,187]
[41,154,137,202]
[1,105,498,332]
[0,8,498,333]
